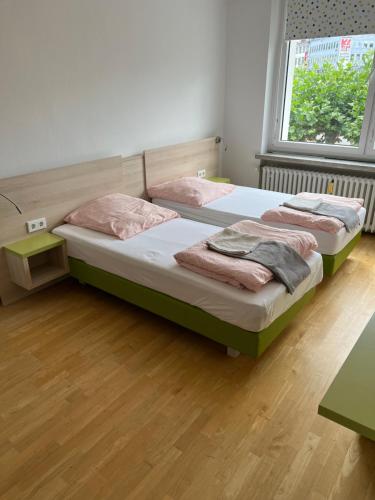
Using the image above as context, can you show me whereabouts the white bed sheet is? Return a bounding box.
[152,186,366,255]
[53,219,322,333]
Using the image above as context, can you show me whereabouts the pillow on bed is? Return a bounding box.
[148,176,235,207]
[64,193,180,240]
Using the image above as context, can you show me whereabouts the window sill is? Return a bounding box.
[255,153,375,176]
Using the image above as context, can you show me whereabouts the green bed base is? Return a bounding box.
[322,231,362,276]
[69,257,316,357]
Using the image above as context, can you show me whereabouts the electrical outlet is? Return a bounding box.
[26,217,47,233]
[197,169,206,178]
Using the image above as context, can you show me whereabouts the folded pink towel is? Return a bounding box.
[174,220,317,292]
[262,192,364,234]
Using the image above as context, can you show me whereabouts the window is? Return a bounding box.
[272,34,375,160]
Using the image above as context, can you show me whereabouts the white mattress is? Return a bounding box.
[152,186,366,255]
[53,219,323,333]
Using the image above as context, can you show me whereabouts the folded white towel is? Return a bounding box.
[206,228,263,256]
[284,196,322,211]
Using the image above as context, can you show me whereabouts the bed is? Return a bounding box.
[151,186,365,275]
[145,138,365,276]
[53,218,323,357]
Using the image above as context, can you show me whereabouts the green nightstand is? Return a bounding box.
[207,176,231,184]
[4,233,69,290]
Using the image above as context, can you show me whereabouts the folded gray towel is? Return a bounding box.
[207,229,311,294]
[283,196,360,232]
[313,202,360,232]
[240,241,311,294]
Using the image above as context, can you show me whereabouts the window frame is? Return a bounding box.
[270,24,375,162]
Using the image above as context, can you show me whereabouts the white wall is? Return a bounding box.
[0,0,227,178]
[222,0,278,187]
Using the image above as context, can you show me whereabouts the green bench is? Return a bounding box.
[318,313,375,441]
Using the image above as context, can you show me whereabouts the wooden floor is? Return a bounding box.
[1,235,375,500]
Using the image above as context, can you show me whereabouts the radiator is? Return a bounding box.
[261,166,375,233]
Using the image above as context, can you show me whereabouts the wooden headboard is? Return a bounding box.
[144,137,220,188]
[0,154,145,305]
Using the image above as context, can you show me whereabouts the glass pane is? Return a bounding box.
[281,35,375,147]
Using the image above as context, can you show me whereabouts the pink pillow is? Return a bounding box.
[64,193,180,240]
[148,176,235,207]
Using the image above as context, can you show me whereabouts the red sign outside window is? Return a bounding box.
[340,38,352,53]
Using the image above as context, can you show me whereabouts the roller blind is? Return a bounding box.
[285,0,375,40]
